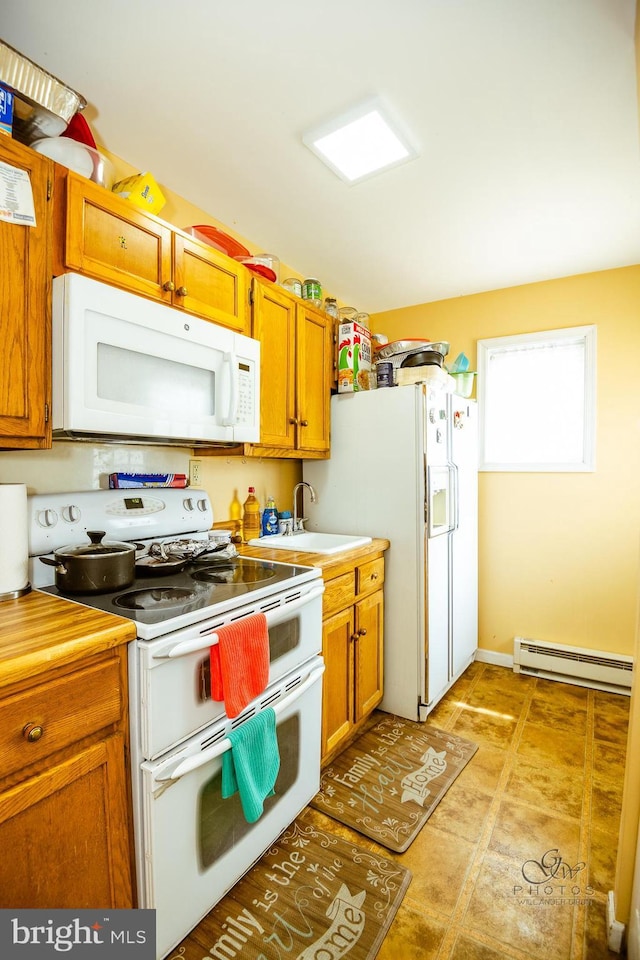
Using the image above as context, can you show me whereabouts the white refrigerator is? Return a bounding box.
[303,383,478,721]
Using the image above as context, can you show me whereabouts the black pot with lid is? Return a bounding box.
[40,530,138,594]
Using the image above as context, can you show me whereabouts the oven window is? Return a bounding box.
[197,715,299,870]
[198,619,301,701]
[269,618,300,659]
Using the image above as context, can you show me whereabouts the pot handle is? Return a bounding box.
[39,557,67,574]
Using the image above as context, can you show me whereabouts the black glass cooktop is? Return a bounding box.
[41,556,317,635]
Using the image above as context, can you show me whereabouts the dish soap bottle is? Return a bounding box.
[242,486,261,542]
[262,495,279,537]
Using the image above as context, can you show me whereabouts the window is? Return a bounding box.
[477,325,596,472]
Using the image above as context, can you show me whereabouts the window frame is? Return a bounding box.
[477,325,597,473]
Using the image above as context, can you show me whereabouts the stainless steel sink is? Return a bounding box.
[248,532,372,555]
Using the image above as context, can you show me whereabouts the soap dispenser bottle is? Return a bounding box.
[261,495,279,537]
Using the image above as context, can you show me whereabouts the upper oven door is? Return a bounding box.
[52,272,260,444]
[133,580,324,760]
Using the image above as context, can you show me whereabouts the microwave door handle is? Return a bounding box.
[221,351,238,426]
[154,584,326,660]
[153,661,325,783]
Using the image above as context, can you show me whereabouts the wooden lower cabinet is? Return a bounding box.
[0,649,134,908]
[321,553,385,764]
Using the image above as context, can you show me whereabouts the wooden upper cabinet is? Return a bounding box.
[252,281,297,449]
[55,171,249,334]
[62,172,173,301]
[241,279,331,458]
[296,301,332,455]
[173,232,247,332]
[0,137,52,449]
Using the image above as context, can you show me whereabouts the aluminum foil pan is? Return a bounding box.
[0,40,86,143]
[376,339,450,360]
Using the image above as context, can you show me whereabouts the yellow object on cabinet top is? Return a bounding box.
[111,171,166,215]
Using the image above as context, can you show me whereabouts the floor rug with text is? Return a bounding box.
[165,811,411,960]
[310,713,478,853]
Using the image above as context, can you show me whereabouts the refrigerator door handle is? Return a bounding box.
[450,461,460,532]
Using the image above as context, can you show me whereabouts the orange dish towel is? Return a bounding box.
[210,613,270,717]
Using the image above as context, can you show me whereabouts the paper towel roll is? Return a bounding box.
[0,484,29,597]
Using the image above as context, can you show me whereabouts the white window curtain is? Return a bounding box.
[478,326,596,471]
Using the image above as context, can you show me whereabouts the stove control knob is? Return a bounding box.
[197,499,209,512]
[37,508,58,528]
[183,498,195,511]
[61,504,80,523]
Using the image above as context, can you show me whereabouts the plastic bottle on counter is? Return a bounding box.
[230,489,242,521]
[261,496,279,537]
[229,488,243,542]
[242,486,261,542]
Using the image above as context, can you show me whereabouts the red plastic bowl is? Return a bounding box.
[185,225,250,259]
[242,263,277,282]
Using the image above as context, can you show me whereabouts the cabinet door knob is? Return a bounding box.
[163,280,175,292]
[23,723,44,743]
[300,419,309,427]
[289,417,299,425]
[176,286,188,297]
[371,572,379,580]
[350,633,359,643]
[358,628,368,637]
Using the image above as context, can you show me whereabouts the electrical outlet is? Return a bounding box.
[189,458,202,487]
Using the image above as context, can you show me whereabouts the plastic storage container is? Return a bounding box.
[449,371,477,398]
[32,138,115,187]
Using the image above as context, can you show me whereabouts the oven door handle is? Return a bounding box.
[153,584,325,660]
[153,661,325,783]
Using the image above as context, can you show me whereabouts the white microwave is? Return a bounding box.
[52,273,260,446]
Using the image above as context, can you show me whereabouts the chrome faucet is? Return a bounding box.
[292,481,317,533]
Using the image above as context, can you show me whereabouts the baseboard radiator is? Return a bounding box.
[513,637,633,694]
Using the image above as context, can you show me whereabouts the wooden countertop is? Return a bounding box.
[237,536,390,578]
[0,539,389,688]
[0,588,136,690]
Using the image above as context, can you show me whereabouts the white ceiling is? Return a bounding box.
[3,0,640,313]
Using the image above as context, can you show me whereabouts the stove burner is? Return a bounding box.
[191,561,276,586]
[114,587,199,611]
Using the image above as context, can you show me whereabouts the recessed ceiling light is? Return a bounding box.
[303,98,417,185]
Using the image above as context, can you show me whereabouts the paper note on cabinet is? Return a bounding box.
[0,160,36,226]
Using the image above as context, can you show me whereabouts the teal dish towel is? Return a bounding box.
[221,707,280,823]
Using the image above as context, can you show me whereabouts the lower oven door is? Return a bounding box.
[134,579,324,761]
[137,657,324,960]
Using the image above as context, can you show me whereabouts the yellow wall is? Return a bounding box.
[373,265,640,659]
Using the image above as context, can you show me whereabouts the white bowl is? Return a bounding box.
[31,138,115,188]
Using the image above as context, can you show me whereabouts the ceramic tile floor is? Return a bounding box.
[306,661,630,960]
